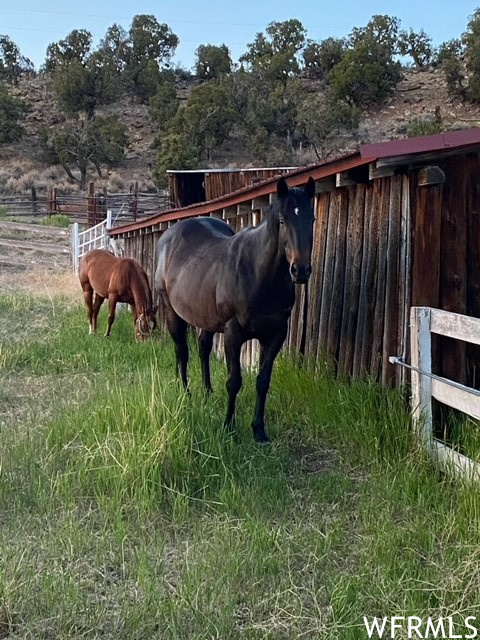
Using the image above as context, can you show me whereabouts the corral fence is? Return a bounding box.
[392,307,480,483]
[0,182,170,225]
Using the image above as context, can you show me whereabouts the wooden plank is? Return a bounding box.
[251,196,270,210]
[432,377,480,419]
[396,175,412,387]
[411,174,443,387]
[352,184,374,378]
[466,152,480,386]
[315,178,336,193]
[370,178,391,380]
[326,189,349,369]
[382,175,402,385]
[336,172,356,187]
[317,192,338,363]
[411,179,443,308]
[431,439,480,484]
[430,308,480,346]
[410,306,433,446]
[296,283,308,354]
[369,164,396,180]
[223,206,237,219]
[439,155,467,384]
[353,183,376,377]
[359,181,381,376]
[304,193,329,361]
[288,285,302,355]
[338,185,365,378]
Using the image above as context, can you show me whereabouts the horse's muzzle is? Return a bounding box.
[290,263,312,284]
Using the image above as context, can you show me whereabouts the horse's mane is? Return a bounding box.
[131,259,153,305]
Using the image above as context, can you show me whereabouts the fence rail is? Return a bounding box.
[0,183,170,224]
[409,306,480,483]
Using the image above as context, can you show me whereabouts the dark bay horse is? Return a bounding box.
[79,249,158,341]
[155,177,316,443]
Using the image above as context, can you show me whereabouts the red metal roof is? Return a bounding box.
[360,127,480,159]
[109,151,369,236]
[110,127,480,237]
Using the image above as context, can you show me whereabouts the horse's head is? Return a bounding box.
[135,305,158,342]
[276,176,316,284]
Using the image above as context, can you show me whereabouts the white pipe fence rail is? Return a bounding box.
[398,306,480,483]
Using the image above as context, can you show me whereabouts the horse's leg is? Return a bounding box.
[81,283,95,333]
[223,320,245,436]
[198,329,214,393]
[105,294,117,337]
[252,323,288,444]
[91,292,104,334]
[165,308,190,391]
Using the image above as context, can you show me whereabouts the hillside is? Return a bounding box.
[2,67,480,196]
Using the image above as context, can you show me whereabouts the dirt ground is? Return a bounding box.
[0,265,79,298]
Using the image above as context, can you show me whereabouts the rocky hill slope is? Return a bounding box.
[2,67,480,195]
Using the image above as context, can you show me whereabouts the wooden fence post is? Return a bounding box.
[31,186,37,215]
[410,306,433,447]
[48,187,57,217]
[87,181,96,226]
[133,181,138,221]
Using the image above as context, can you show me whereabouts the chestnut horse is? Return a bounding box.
[79,249,157,341]
[155,177,316,442]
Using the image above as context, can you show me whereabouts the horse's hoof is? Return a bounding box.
[254,434,271,446]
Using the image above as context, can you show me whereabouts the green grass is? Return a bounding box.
[2,291,480,638]
[40,213,71,228]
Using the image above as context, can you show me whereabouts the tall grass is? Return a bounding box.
[40,213,71,228]
[2,291,480,638]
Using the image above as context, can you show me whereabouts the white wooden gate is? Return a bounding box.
[408,306,480,482]
[71,210,123,274]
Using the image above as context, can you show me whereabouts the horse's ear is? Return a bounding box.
[305,177,315,199]
[277,177,289,199]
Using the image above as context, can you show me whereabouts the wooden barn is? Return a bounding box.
[167,167,296,207]
[109,128,480,388]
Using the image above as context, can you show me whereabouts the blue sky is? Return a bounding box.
[0,0,478,70]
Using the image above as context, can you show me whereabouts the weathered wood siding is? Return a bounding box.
[283,174,410,385]
[121,152,480,387]
[168,169,294,208]
[205,169,290,201]
[410,152,480,387]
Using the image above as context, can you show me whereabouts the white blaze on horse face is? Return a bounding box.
[135,313,155,341]
[294,207,299,216]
